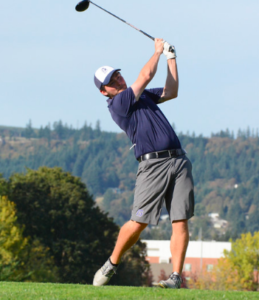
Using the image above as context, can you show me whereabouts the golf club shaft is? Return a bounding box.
[89,0,155,41]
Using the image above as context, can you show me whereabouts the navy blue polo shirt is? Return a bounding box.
[107,87,181,159]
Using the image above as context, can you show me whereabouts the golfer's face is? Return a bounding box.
[104,72,127,96]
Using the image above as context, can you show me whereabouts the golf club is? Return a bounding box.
[75,0,175,53]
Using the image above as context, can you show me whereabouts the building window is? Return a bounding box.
[207,264,214,272]
[184,264,192,271]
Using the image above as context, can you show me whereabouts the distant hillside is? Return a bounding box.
[1,122,259,241]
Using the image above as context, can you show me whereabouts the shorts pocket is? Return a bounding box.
[136,160,151,177]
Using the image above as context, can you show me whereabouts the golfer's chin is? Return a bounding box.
[107,85,127,98]
[116,85,127,94]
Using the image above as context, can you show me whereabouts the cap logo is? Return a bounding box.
[101,68,107,73]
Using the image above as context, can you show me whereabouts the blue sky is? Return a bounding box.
[1,0,258,136]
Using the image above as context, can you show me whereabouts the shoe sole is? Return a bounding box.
[157,282,181,289]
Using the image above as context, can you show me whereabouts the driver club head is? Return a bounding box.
[75,0,90,12]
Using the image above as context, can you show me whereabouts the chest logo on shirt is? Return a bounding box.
[140,94,146,99]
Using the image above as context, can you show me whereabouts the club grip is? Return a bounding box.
[169,46,175,53]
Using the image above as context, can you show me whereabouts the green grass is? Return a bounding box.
[0,282,258,300]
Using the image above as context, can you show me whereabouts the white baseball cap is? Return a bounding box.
[94,66,121,90]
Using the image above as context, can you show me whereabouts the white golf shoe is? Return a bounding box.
[93,258,118,286]
[158,272,182,289]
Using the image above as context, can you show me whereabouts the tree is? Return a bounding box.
[53,120,66,140]
[23,120,34,139]
[0,196,27,280]
[7,167,119,283]
[222,232,259,291]
[102,188,116,211]
[190,232,259,291]
[0,174,8,195]
[0,196,57,282]
[7,167,150,285]
[95,120,101,137]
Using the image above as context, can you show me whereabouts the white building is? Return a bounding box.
[142,240,231,281]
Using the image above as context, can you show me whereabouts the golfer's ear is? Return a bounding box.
[100,89,108,96]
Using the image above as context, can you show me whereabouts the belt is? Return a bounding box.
[137,149,185,163]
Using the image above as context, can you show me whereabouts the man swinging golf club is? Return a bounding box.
[93,38,194,288]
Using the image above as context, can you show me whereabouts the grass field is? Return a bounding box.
[0,282,258,300]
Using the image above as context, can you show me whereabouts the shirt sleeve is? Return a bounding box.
[109,87,136,117]
[145,88,164,104]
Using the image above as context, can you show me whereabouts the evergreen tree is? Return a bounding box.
[23,120,34,138]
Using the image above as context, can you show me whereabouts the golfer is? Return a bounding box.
[93,38,194,289]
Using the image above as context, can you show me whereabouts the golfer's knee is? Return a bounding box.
[172,219,189,233]
[129,220,147,233]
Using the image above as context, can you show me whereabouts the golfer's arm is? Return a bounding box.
[159,59,179,103]
[131,52,161,101]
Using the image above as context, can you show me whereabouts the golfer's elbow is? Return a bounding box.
[166,88,178,100]
[172,83,179,98]
[171,90,178,99]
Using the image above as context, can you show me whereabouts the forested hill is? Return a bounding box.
[1,122,259,240]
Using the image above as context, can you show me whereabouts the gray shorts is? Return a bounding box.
[131,155,194,225]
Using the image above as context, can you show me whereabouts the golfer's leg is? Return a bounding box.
[110,220,147,264]
[170,219,189,274]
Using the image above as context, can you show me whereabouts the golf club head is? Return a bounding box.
[75,0,90,12]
